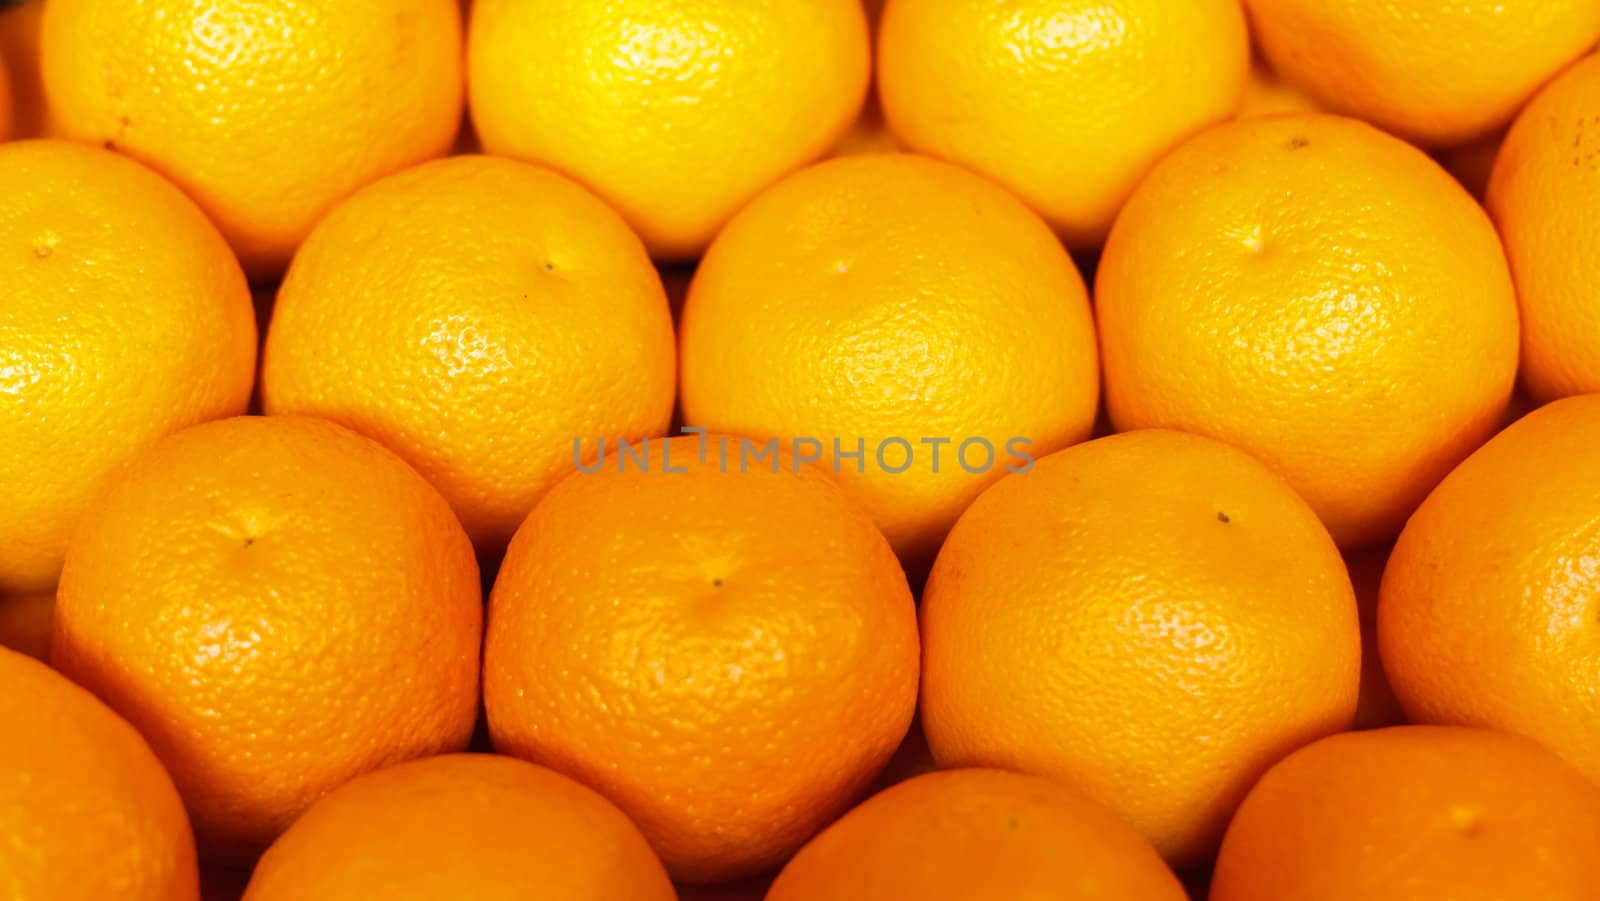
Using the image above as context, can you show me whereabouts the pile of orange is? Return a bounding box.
[5,0,1600,898]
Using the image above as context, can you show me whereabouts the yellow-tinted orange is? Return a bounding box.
[0,646,199,900]
[54,416,482,863]
[263,155,675,553]
[1245,0,1600,147]
[1381,395,1600,782]
[1097,114,1519,548]
[878,0,1249,248]
[42,0,463,277]
[486,436,918,884]
[0,139,255,594]
[469,0,869,259]
[1212,726,1600,901]
[768,769,1187,901]
[244,755,675,901]
[680,154,1099,575]
[921,430,1360,866]
[1487,52,1600,402]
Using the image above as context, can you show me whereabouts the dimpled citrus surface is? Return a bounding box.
[920,430,1360,866]
[54,416,482,864]
[485,436,919,884]
[0,139,255,594]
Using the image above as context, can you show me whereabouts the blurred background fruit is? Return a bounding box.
[768,768,1188,901]
[54,416,482,863]
[1244,0,1600,148]
[1381,395,1600,783]
[920,430,1360,866]
[485,436,918,883]
[0,44,11,139]
[41,0,463,278]
[1488,51,1600,402]
[0,0,51,138]
[0,646,199,900]
[1211,726,1600,900]
[0,139,256,595]
[243,755,676,901]
[1097,114,1520,549]
[468,0,869,260]
[878,0,1249,249]
[262,155,676,557]
[680,153,1099,577]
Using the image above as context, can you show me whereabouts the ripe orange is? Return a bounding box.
[920,430,1360,866]
[767,769,1187,901]
[485,435,919,883]
[1211,726,1600,900]
[1097,114,1520,549]
[0,139,256,594]
[41,0,463,277]
[262,155,676,554]
[679,154,1099,575]
[469,0,869,260]
[1381,395,1600,783]
[0,646,199,900]
[877,0,1248,249]
[1345,545,1403,730]
[1487,51,1600,402]
[54,416,482,863]
[243,755,676,901]
[1244,0,1600,148]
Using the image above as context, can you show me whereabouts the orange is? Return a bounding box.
[262,155,676,554]
[1487,52,1600,402]
[0,139,256,594]
[0,646,199,900]
[1380,395,1600,783]
[54,416,482,863]
[767,769,1187,901]
[1345,545,1403,730]
[920,430,1360,866]
[469,0,869,260]
[1244,0,1600,148]
[680,154,1100,575]
[1211,726,1600,900]
[41,0,463,277]
[243,754,676,901]
[1097,114,1519,549]
[485,435,919,883]
[877,0,1248,249]
[0,0,51,138]
[0,45,10,140]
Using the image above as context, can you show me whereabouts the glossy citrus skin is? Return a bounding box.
[0,646,199,901]
[1097,114,1520,549]
[1211,726,1600,901]
[41,0,463,277]
[680,154,1099,576]
[54,416,482,864]
[244,755,676,901]
[469,0,869,260]
[262,155,676,554]
[878,0,1248,249]
[0,140,256,594]
[1380,395,1600,783]
[920,430,1360,866]
[768,769,1187,901]
[485,436,919,884]
[1245,0,1600,148]
[1488,53,1600,402]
